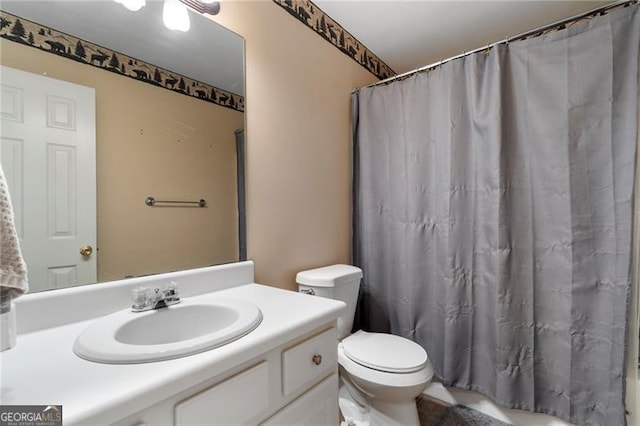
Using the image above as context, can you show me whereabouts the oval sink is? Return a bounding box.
[73,298,262,364]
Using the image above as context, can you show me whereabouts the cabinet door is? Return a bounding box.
[175,362,269,425]
[262,374,338,426]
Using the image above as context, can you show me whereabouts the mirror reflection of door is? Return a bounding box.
[0,65,97,291]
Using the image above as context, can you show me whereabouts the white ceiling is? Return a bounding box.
[314,0,612,74]
[0,0,245,96]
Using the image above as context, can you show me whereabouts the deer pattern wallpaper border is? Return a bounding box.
[272,0,395,81]
[0,11,245,113]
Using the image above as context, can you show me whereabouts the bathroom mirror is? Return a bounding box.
[0,1,245,292]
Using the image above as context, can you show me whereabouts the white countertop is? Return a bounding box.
[0,283,346,425]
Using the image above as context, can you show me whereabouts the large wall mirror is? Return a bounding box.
[0,1,246,293]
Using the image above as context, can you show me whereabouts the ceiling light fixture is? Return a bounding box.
[163,0,191,32]
[115,0,220,32]
[179,0,220,16]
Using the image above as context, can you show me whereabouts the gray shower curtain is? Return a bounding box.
[352,5,639,425]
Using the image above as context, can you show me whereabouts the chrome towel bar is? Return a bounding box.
[145,196,206,207]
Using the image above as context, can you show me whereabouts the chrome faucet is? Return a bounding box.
[131,282,180,312]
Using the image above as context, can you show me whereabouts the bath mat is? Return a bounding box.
[434,405,512,426]
[417,395,512,426]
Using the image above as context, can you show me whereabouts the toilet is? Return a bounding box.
[296,264,433,426]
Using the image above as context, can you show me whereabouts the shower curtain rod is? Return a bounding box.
[352,0,633,93]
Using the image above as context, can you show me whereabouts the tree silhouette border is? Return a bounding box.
[0,11,244,113]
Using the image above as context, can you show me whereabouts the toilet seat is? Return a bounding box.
[338,331,434,391]
[342,331,428,373]
[338,343,434,390]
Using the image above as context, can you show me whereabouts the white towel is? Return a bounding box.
[0,164,28,300]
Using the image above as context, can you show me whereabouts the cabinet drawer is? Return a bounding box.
[175,361,269,425]
[282,328,337,397]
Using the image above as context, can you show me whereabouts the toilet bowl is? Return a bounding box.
[338,331,433,425]
[296,265,434,426]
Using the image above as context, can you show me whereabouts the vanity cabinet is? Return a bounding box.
[113,326,339,426]
[3,264,348,426]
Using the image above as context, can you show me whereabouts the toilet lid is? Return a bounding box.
[342,331,428,373]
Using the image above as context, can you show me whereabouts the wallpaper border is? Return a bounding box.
[0,11,245,113]
[272,0,396,80]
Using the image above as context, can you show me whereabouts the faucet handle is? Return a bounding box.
[131,287,150,309]
[165,281,180,297]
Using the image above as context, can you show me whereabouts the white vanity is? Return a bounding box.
[0,261,346,425]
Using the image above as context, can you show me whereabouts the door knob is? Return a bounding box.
[80,245,93,257]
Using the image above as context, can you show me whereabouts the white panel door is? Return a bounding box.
[0,65,96,292]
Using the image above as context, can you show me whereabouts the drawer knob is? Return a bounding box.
[312,354,322,366]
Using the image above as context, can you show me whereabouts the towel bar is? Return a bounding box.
[145,196,206,207]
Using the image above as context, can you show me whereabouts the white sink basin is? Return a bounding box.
[73,298,262,363]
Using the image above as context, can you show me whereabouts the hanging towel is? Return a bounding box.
[0,164,28,302]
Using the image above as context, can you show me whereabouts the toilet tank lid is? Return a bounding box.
[296,264,363,287]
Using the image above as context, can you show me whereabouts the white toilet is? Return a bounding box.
[296,264,433,426]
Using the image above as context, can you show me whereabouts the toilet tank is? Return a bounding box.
[296,264,363,340]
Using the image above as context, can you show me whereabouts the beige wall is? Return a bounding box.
[213,1,377,290]
[1,40,244,282]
